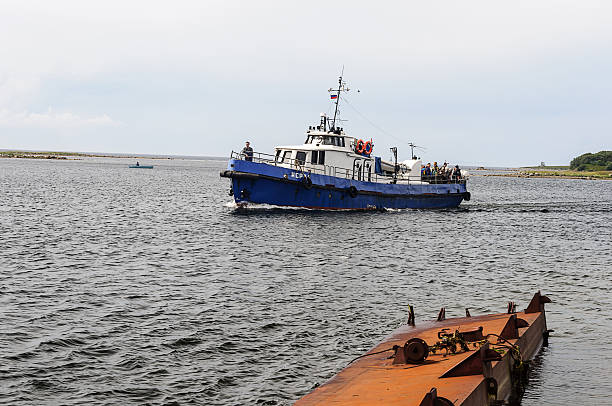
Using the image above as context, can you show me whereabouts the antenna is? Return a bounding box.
[328,66,350,131]
[408,142,423,159]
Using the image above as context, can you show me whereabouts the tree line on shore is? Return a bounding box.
[569,151,612,171]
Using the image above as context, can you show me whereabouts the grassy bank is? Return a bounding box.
[522,165,569,170]
[518,168,612,180]
[0,150,172,160]
[0,151,82,159]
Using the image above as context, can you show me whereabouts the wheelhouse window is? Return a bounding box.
[318,151,325,165]
[281,150,292,163]
[295,151,306,165]
[320,136,345,146]
[311,150,318,164]
[275,150,282,162]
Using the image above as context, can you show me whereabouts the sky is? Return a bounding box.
[0,0,611,166]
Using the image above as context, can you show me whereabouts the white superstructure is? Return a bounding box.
[271,113,422,183]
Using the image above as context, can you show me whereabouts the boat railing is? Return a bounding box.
[230,150,466,185]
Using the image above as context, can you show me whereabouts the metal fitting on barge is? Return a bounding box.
[295,291,552,406]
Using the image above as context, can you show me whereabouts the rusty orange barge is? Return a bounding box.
[296,291,551,406]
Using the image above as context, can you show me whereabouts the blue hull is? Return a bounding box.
[221,159,468,210]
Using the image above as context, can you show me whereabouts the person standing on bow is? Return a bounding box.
[242,141,253,161]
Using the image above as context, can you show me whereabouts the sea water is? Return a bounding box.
[1,157,610,405]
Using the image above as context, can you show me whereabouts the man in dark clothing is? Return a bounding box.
[242,141,253,161]
[452,165,461,180]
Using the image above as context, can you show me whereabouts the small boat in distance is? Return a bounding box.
[129,162,154,169]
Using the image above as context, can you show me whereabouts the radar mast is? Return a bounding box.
[328,68,350,131]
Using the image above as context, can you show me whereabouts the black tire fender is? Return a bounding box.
[301,176,313,189]
[348,186,358,198]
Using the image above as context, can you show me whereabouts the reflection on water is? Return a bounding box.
[1,158,611,405]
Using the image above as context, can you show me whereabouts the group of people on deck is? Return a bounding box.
[421,161,462,181]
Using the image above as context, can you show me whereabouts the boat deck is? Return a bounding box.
[296,292,550,406]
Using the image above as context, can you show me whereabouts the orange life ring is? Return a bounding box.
[356,139,365,154]
[364,141,373,155]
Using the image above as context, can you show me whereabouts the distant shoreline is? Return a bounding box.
[0,150,225,161]
[4,151,610,179]
[0,151,121,160]
[482,167,612,180]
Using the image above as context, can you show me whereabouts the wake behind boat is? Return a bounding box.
[221,75,470,210]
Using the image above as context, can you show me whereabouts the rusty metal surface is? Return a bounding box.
[439,342,501,378]
[295,293,549,406]
[419,388,454,406]
[525,290,551,313]
[497,313,529,341]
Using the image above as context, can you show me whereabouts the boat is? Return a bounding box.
[220,75,470,210]
[129,163,153,169]
[296,291,552,406]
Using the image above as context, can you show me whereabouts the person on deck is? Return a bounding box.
[452,165,461,180]
[422,163,431,181]
[441,162,448,179]
[242,141,253,161]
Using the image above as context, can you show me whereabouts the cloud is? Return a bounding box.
[0,74,41,110]
[0,75,119,129]
[0,108,120,129]
[2,0,611,80]
[0,1,609,162]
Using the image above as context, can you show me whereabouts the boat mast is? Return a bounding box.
[390,147,398,183]
[409,143,416,159]
[407,142,423,160]
[329,67,349,131]
[331,76,342,130]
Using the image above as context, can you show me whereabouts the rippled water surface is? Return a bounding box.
[1,158,611,405]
